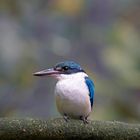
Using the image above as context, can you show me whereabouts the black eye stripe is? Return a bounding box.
[63,66,69,70]
[54,64,84,74]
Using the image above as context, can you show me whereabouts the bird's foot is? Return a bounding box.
[80,116,89,124]
[63,114,69,122]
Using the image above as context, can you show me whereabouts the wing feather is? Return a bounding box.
[85,77,95,108]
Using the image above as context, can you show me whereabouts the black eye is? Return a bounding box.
[62,66,69,71]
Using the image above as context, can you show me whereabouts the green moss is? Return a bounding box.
[0,118,139,140]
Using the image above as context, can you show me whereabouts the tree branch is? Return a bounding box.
[0,118,139,140]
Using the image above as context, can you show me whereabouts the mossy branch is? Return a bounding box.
[0,118,139,140]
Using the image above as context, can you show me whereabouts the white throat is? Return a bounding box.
[56,72,88,81]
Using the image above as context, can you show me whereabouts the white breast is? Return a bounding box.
[54,72,91,118]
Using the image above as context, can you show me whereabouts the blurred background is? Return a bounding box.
[0,0,140,123]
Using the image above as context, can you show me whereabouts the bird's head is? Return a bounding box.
[33,61,84,80]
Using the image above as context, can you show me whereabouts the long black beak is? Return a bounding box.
[33,68,61,76]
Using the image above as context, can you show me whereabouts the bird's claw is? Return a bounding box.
[63,114,69,122]
[80,116,89,124]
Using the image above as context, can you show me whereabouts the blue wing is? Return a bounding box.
[85,77,95,108]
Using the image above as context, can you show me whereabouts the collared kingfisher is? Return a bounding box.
[34,61,95,123]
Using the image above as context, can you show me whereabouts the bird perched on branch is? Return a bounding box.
[34,61,95,123]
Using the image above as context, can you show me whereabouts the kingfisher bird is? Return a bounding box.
[34,61,95,123]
